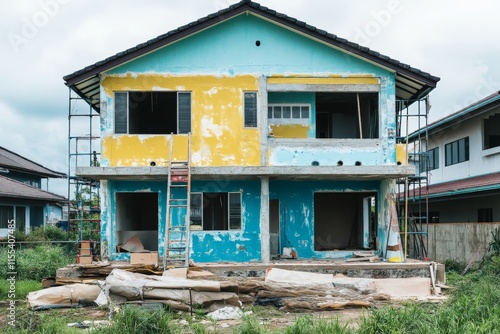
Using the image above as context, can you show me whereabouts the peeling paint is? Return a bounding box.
[94,11,402,263]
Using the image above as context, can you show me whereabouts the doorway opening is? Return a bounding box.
[269,199,280,257]
[314,192,377,251]
[116,192,159,251]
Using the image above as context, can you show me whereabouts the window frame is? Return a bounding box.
[190,192,242,231]
[243,92,258,128]
[114,91,191,135]
[483,113,500,150]
[268,103,311,125]
[421,147,439,172]
[0,204,27,230]
[445,137,469,166]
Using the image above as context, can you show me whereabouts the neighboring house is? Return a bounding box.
[0,147,67,237]
[63,0,439,263]
[407,91,500,262]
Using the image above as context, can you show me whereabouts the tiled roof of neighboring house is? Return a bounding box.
[0,175,66,202]
[408,172,500,199]
[0,146,66,178]
[409,90,500,140]
[64,0,440,112]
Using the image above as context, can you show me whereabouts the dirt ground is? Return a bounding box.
[0,301,368,332]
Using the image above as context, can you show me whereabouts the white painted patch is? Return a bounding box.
[229,233,250,242]
[302,204,310,228]
[152,86,170,91]
[212,233,223,242]
[201,117,225,139]
[191,152,202,164]
[205,87,218,96]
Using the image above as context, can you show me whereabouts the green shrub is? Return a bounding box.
[488,227,500,256]
[0,245,70,281]
[443,259,466,273]
[13,226,77,242]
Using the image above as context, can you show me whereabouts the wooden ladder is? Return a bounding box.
[163,134,191,268]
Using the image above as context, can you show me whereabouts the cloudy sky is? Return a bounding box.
[1,0,499,197]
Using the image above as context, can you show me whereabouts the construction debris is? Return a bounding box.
[97,269,241,313]
[27,283,101,310]
[32,263,444,314]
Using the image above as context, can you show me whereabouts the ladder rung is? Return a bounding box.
[170,184,188,187]
[168,205,188,208]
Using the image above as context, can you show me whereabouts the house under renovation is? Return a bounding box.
[63,0,439,265]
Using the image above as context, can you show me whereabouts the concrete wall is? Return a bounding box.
[428,222,500,263]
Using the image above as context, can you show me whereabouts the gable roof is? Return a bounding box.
[0,175,66,202]
[409,90,500,140]
[408,172,500,200]
[0,146,66,179]
[64,0,439,112]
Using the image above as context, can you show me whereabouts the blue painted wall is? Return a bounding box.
[106,14,392,78]
[270,180,382,259]
[190,180,262,262]
[103,177,391,262]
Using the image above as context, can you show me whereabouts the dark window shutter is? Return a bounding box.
[115,92,128,134]
[178,92,191,134]
[244,92,257,127]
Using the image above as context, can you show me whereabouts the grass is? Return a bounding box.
[0,245,71,281]
[0,280,42,300]
[285,314,355,334]
[93,306,177,334]
[2,253,500,333]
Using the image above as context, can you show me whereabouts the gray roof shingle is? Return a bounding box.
[0,146,66,179]
[0,175,66,202]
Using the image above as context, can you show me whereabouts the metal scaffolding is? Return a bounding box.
[67,88,101,245]
[396,96,430,260]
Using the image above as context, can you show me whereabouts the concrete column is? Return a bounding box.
[100,179,110,260]
[259,75,268,166]
[260,176,270,263]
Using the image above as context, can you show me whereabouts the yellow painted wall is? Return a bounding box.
[101,74,261,167]
[270,124,309,138]
[102,135,189,167]
[396,144,407,165]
